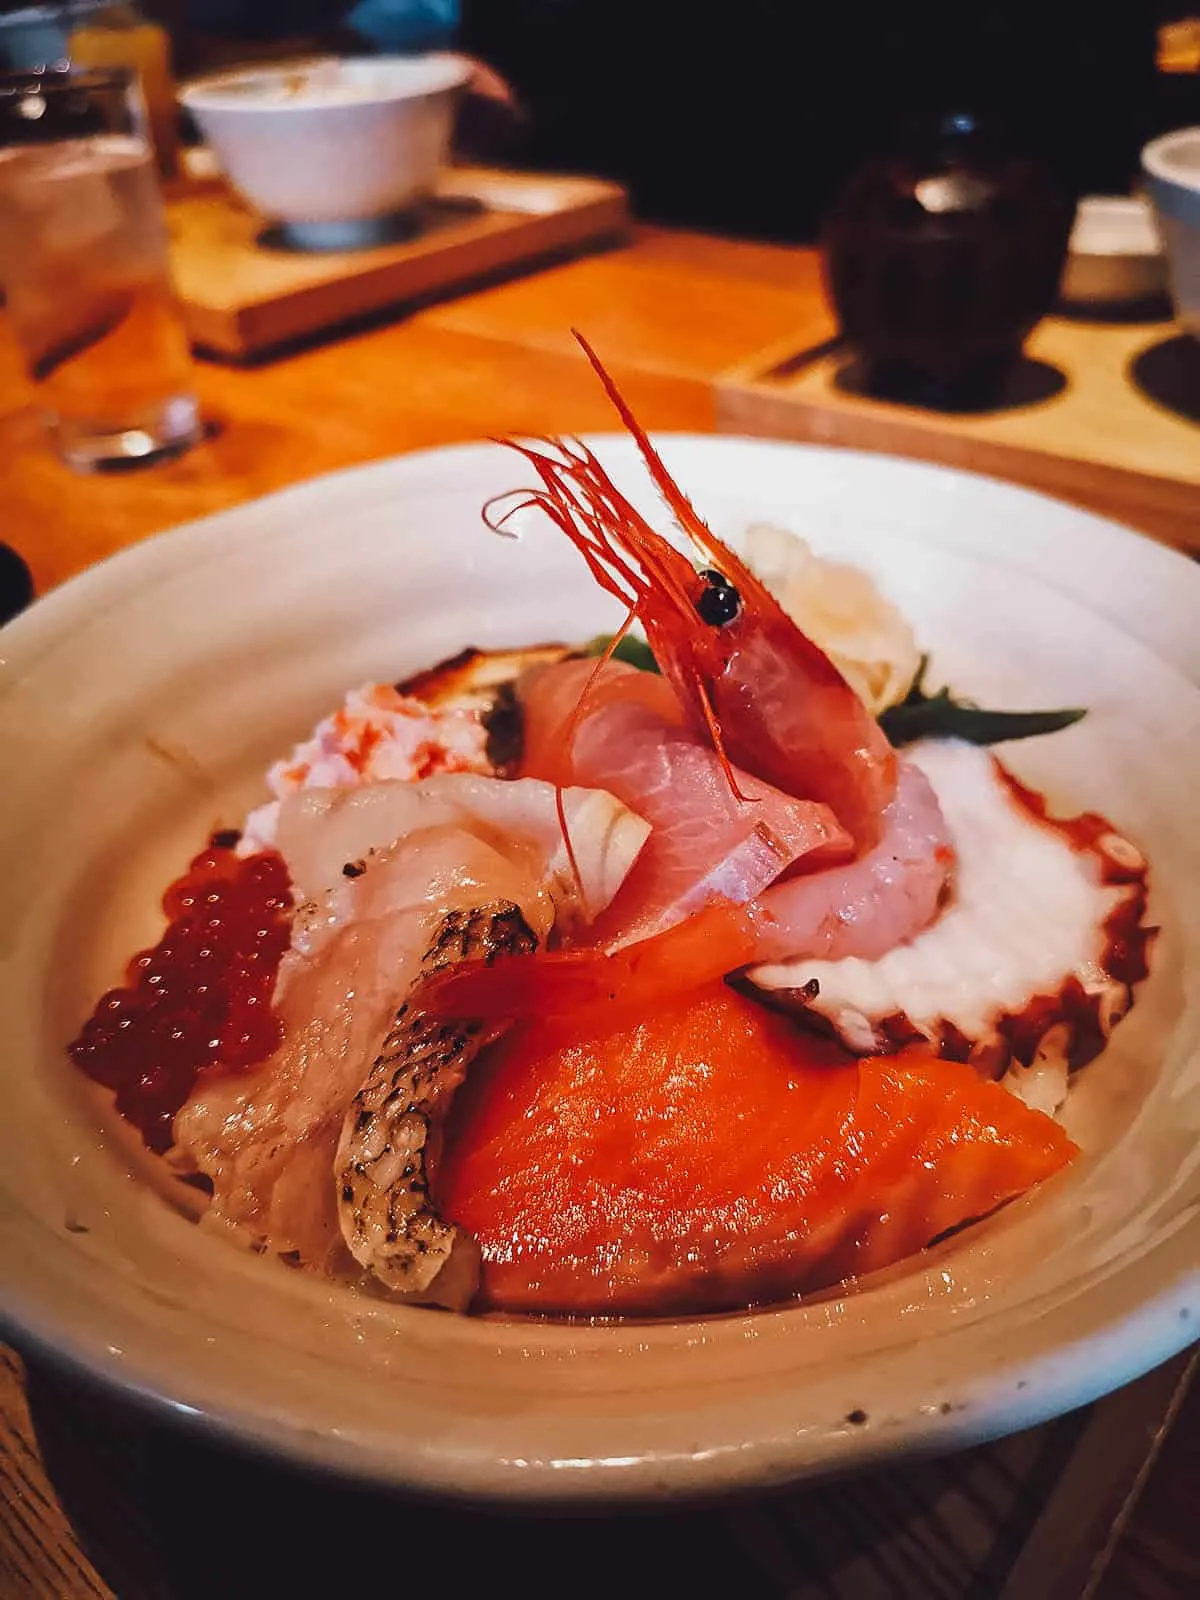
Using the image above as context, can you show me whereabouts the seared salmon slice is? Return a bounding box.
[436,983,1076,1317]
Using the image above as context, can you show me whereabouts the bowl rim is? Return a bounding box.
[178,52,469,115]
[2,1258,1197,1504]
[4,437,1200,1502]
[1141,126,1200,194]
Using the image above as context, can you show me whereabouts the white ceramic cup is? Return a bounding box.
[1059,196,1166,308]
[180,55,470,249]
[1141,126,1200,334]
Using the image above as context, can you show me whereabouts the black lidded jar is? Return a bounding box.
[821,111,1075,410]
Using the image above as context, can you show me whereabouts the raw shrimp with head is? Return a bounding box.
[497,333,954,964]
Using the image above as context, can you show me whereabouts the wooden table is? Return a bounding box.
[0,228,835,592]
[2,227,1198,1598]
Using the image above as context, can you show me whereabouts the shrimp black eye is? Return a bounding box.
[695,569,741,627]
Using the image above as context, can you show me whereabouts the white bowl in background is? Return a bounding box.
[1,437,1199,1503]
[1141,127,1200,333]
[179,55,469,249]
[1059,195,1166,308]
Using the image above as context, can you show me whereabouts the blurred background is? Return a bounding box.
[150,2,1199,240]
[1,7,1199,1595]
[7,1,1189,241]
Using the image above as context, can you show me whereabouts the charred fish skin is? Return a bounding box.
[335,902,537,1310]
[420,901,536,970]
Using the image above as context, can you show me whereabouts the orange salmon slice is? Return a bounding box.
[435,984,1077,1317]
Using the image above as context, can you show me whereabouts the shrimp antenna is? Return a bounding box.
[491,364,758,812]
[571,329,768,603]
[572,330,715,546]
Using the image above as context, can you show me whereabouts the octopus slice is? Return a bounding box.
[747,740,1154,1111]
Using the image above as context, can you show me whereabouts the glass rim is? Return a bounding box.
[0,63,135,99]
[0,3,112,25]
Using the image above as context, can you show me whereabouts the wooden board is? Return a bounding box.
[165,166,630,360]
[717,315,1200,554]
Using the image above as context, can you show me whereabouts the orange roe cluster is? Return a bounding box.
[69,838,293,1153]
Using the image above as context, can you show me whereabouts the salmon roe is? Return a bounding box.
[69,839,294,1153]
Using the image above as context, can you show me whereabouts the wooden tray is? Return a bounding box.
[165,166,629,360]
[717,316,1200,553]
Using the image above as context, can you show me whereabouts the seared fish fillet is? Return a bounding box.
[336,901,536,1310]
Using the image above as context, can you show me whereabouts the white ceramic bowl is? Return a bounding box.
[179,55,469,248]
[2,439,1199,1503]
[1059,195,1166,308]
[1142,127,1200,333]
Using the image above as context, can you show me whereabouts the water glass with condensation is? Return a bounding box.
[0,67,201,470]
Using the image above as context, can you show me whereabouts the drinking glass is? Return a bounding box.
[0,65,201,470]
[0,4,181,180]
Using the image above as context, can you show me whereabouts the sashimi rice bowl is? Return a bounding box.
[2,337,1197,1496]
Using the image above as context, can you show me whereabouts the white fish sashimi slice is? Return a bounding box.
[751,760,952,964]
[660,823,804,934]
[571,700,852,948]
[172,827,552,1265]
[275,773,651,928]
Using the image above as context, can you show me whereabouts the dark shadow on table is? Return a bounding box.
[23,1352,1088,1600]
[1129,333,1200,427]
[256,196,487,256]
[833,354,1067,416]
[23,1356,765,1600]
[1054,294,1175,327]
